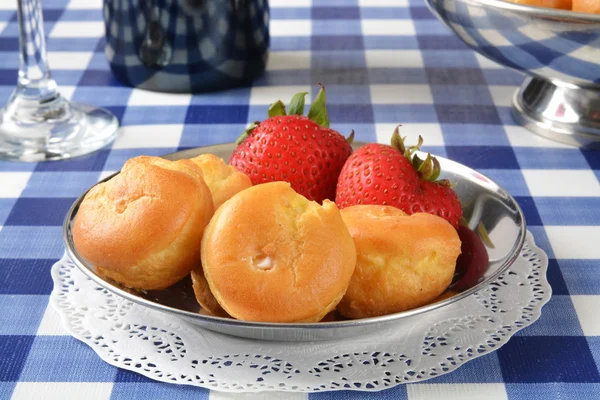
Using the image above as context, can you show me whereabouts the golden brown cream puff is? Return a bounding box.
[190,265,229,318]
[572,0,600,13]
[190,154,252,209]
[337,205,461,319]
[201,181,357,323]
[504,0,571,9]
[73,156,214,290]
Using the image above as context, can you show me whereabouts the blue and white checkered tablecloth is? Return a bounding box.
[1,0,600,399]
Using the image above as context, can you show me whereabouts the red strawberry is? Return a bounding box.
[229,85,353,203]
[335,127,463,228]
[451,224,490,291]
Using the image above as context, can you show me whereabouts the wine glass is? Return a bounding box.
[0,0,119,162]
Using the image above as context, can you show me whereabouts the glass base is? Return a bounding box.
[0,94,119,162]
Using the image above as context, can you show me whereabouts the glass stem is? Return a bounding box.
[15,0,59,103]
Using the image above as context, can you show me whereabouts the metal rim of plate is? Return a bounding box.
[62,142,527,341]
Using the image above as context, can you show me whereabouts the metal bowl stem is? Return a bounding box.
[513,77,600,147]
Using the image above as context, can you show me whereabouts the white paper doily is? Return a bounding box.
[50,230,550,393]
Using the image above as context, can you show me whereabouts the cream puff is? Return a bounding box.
[73,156,214,290]
[337,205,461,319]
[504,0,571,9]
[572,0,600,13]
[190,265,229,318]
[190,154,252,209]
[201,181,357,323]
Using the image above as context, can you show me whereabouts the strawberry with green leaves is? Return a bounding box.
[335,127,463,228]
[229,85,354,203]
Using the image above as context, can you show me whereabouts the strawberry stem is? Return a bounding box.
[288,92,308,115]
[346,130,355,145]
[268,100,286,118]
[391,125,405,154]
[307,83,330,128]
[390,132,443,183]
[236,121,259,144]
[477,221,495,249]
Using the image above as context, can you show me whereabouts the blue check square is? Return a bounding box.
[427,68,487,85]
[432,85,495,106]
[78,69,126,87]
[436,105,502,125]
[498,336,600,383]
[482,69,525,86]
[46,38,101,52]
[514,148,591,169]
[515,295,583,337]
[0,226,64,259]
[0,383,15,399]
[254,70,312,86]
[72,87,133,107]
[312,7,360,19]
[534,198,600,226]
[368,68,428,84]
[364,36,419,50]
[312,21,362,36]
[440,124,509,146]
[588,337,600,377]
[21,172,101,198]
[581,149,600,170]
[185,105,249,125]
[418,35,470,50]
[19,336,117,382]
[59,9,103,21]
[0,295,48,335]
[373,105,438,123]
[180,124,246,149]
[477,169,531,196]
[0,336,35,382]
[546,259,570,296]
[270,8,310,19]
[328,104,374,124]
[0,259,56,295]
[446,146,518,169]
[312,35,365,51]
[123,106,188,125]
[190,87,250,105]
[514,196,542,226]
[558,259,600,295]
[422,51,480,68]
[0,68,17,85]
[411,6,436,20]
[270,37,311,52]
[0,198,16,226]
[360,8,411,19]
[4,197,76,226]
[506,383,600,400]
[34,149,109,172]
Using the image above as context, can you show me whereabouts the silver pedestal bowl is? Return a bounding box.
[425,0,600,147]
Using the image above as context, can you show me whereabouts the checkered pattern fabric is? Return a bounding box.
[1,0,600,399]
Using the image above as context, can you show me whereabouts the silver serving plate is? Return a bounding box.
[63,143,526,341]
[425,0,600,147]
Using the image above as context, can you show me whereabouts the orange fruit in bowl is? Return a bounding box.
[572,0,600,13]
[505,0,572,9]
